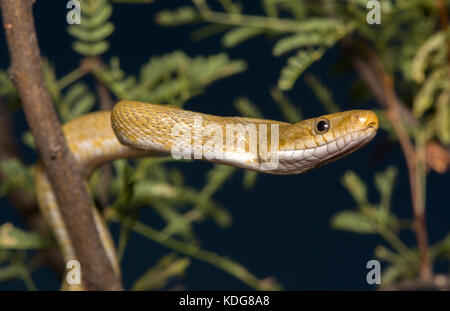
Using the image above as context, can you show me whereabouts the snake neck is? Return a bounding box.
[111,102,378,175]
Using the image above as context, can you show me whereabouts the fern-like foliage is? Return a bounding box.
[157,4,355,91]
[273,23,353,57]
[152,0,450,289]
[278,48,325,90]
[333,166,450,286]
[273,21,354,89]
[222,27,264,48]
[411,30,447,84]
[131,253,191,290]
[156,6,200,26]
[0,160,34,197]
[410,26,450,145]
[67,0,114,56]
[233,96,263,119]
[93,51,246,105]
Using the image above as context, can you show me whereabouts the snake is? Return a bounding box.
[34,100,379,289]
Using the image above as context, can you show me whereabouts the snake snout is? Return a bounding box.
[351,110,379,131]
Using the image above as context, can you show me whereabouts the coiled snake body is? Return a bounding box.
[35,101,379,289]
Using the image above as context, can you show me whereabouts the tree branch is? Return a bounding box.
[0,0,122,290]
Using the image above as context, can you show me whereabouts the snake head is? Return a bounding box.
[277,110,379,174]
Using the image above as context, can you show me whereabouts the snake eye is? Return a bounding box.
[315,118,330,134]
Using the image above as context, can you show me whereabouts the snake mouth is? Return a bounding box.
[275,125,378,174]
[366,122,378,131]
[310,126,377,167]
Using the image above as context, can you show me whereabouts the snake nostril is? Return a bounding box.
[367,121,377,129]
[366,112,379,130]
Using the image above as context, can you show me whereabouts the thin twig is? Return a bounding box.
[347,41,432,280]
[57,67,88,90]
[0,0,122,290]
[108,212,281,291]
[192,0,308,32]
[380,274,450,291]
[436,0,450,64]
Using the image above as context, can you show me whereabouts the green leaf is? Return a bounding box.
[331,210,378,234]
[304,74,339,113]
[67,22,114,43]
[72,41,110,56]
[233,97,263,119]
[435,90,450,144]
[411,31,446,84]
[341,170,368,206]
[130,51,246,104]
[273,33,323,56]
[218,0,241,14]
[21,132,35,151]
[294,18,348,32]
[222,27,264,48]
[278,49,325,90]
[81,2,113,28]
[0,69,17,101]
[93,57,136,99]
[242,170,258,190]
[0,250,12,264]
[430,234,450,260]
[41,58,62,105]
[374,166,397,211]
[61,83,95,122]
[262,0,278,18]
[273,23,352,57]
[279,0,307,19]
[0,159,34,196]
[413,68,444,117]
[0,223,48,250]
[155,7,199,26]
[67,0,114,56]
[111,160,138,220]
[379,264,404,286]
[270,88,302,123]
[0,265,21,282]
[194,165,235,227]
[132,253,190,290]
[155,202,196,240]
[375,245,404,264]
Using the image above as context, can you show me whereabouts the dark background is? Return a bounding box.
[0,1,449,290]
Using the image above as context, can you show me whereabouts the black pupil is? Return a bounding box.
[317,120,328,132]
